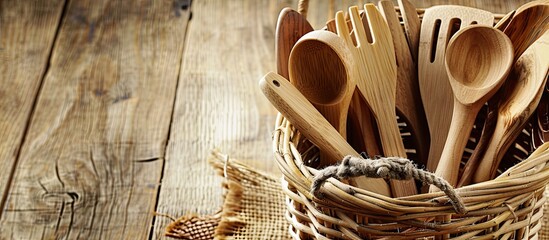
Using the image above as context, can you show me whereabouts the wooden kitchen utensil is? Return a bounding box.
[502,0,549,60]
[289,30,356,165]
[473,33,549,183]
[325,13,383,159]
[494,10,515,30]
[419,6,494,172]
[532,83,549,150]
[459,1,549,186]
[338,5,417,197]
[275,7,313,80]
[431,25,513,190]
[397,0,421,61]
[379,0,429,167]
[260,72,392,196]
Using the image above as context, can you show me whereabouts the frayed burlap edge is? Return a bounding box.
[165,150,289,240]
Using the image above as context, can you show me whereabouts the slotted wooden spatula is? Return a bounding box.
[418,6,494,172]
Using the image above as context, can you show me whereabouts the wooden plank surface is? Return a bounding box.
[151,0,287,238]
[0,0,65,215]
[0,0,190,239]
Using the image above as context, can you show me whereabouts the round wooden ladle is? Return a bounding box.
[289,30,356,166]
[431,25,514,190]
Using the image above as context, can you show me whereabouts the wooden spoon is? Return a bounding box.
[339,5,417,197]
[431,25,513,190]
[260,72,392,196]
[289,30,356,166]
[532,83,549,150]
[379,0,429,167]
[501,0,549,60]
[459,1,549,185]
[473,33,549,183]
[419,6,494,173]
[275,8,314,80]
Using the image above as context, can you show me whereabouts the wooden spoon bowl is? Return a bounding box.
[446,26,514,105]
[432,25,513,189]
[289,30,356,167]
[289,31,354,106]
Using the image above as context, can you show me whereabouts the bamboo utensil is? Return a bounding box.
[338,5,417,197]
[275,7,313,80]
[397,0,421,61]
[532,84,549,150]
[379,0,429,166]
[502,0,549,59]
[260,72,392,196]
[494,10,515,30]
[325,13,383,159]
[473,33,549,183]
[289,30,356,165]
[459,1,549,185]
[431,25,513,190]
[419,6,494,172]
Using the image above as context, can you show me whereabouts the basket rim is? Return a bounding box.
[273,113,549,216]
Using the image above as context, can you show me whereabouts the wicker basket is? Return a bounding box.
[272,1,549,239]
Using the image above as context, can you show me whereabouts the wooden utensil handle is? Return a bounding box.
[261,72,357,162]
[473,120,512,183]
[374,108,418,196]
[432,102,480,190]
[260,72,391,196]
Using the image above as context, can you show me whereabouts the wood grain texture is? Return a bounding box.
[151,0,284,238]
[0,0,190,238]
[0,0,65,216]
[290,30,356,166]
[379,0,429,166]
[419,6,494,172]
[276,7,313,80]
[432,26,513,188]
[0,0,532,238]
[474,32,549,183]
[338,5,417,196]
[398,0,421,61]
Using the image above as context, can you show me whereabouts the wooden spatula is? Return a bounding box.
[418,6,494,172]
[275,8,313,80]
[379,0,429,167]
[338,5,417,197]
[260,72,392,196]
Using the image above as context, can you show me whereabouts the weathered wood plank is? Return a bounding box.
[0,0,65,215]
[151,0,289,238]
[0,0,190,239]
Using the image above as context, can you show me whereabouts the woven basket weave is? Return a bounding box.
[275,113,549,239]
[272,1,549,239]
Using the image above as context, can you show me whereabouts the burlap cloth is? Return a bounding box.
[165,150,290,239]
[164,150,549,239]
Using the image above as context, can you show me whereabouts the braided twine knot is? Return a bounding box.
[311,156,466,214]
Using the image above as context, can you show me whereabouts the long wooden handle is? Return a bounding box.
[473,119,513,183]
[431,102,479,191]
[260,72,391,196]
